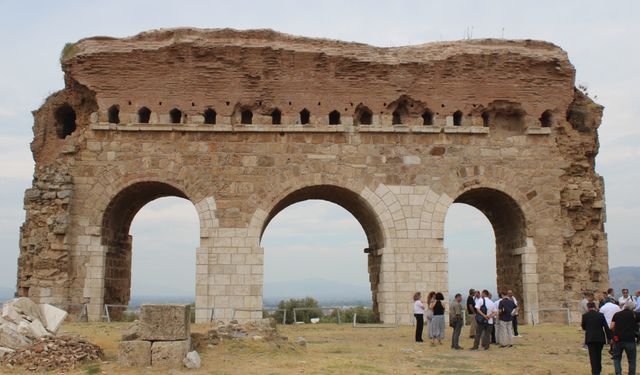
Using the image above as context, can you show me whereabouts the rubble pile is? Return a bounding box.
[1,335,103,371]
[0,297,103,371]
[0,297,68,352]
[190,318,302,352]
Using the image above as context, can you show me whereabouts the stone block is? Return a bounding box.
[139,304,190,341]
[17,319,49,339]
[40,303,68,333]
[118,340,151,367]
[3,298,43,323]
[1,306,21,324]
[151,340,190,367]
[0,324,31,350]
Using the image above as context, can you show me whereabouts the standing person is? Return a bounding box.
[508,290,520,337]
[635,291,640,313]
[471,290,495,351]
[618,289,633,306]
[467,289,477,339]
[413,292,425,343]
[581,292,596,315]
[425,291,436,329]
[610,300,638,375]
[493,292,502,345]
[601,299,622,327]
[498,291,516,348]
[449,293,464,350]
[607,288,617,305]
[429,292,446,345]
[580,292,597,349]
[582,302,612,375]
[599,292,608,309]
[490,292,498,344]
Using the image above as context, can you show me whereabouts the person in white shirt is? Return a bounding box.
[600,300,621,326]
[493,293,503,345]
[413,292,425,342]
[618,288,632,306]
[471,290,495,350]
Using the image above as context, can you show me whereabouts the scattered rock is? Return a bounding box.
[183,350,201,369]
[0,335,103,371]
[0,347,14,360]
[295,336,307,347]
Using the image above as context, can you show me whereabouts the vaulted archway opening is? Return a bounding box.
[100,182,198,319]
[445,188,530,317]
[260,185,385,321]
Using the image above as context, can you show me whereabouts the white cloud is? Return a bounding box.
[0,107,17,118]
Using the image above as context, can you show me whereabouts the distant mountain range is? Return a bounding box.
[264,278,371,307]
[609,266,640,293]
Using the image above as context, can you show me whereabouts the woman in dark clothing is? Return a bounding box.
[428,292,446,345]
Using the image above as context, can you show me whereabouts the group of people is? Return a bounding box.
[413,288,520,351]
[581,288,639,375]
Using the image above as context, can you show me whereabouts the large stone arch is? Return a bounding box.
[430,178,541,323]
[77,176,213,321]
[242,178,405,323]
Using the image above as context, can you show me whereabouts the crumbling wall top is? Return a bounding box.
[63,28,571,67]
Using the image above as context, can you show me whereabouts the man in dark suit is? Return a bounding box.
[582,302,612,375]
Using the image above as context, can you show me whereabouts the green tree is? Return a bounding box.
[273,297,323,324]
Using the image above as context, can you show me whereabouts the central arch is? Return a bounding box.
[259,184,386,320]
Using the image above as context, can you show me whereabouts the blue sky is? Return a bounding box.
[0,1,638,299]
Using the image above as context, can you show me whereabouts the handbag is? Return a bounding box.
[474,298,488,324]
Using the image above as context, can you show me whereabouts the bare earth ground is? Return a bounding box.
[2,322,615,374]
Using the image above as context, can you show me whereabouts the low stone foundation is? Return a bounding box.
[118,304,192,368]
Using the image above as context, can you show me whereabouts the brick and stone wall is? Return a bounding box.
[17,28,607,324]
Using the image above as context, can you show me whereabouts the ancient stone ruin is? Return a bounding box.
[118,304,192,368]
[17,28,608,324]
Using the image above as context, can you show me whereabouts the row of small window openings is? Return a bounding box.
[107,106,553,128]
[107,106,434,126]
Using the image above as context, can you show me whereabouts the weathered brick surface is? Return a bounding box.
[17,28,607,324]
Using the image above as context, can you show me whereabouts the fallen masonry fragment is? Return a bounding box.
[0,297,68,350]
[118,304,195,368]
